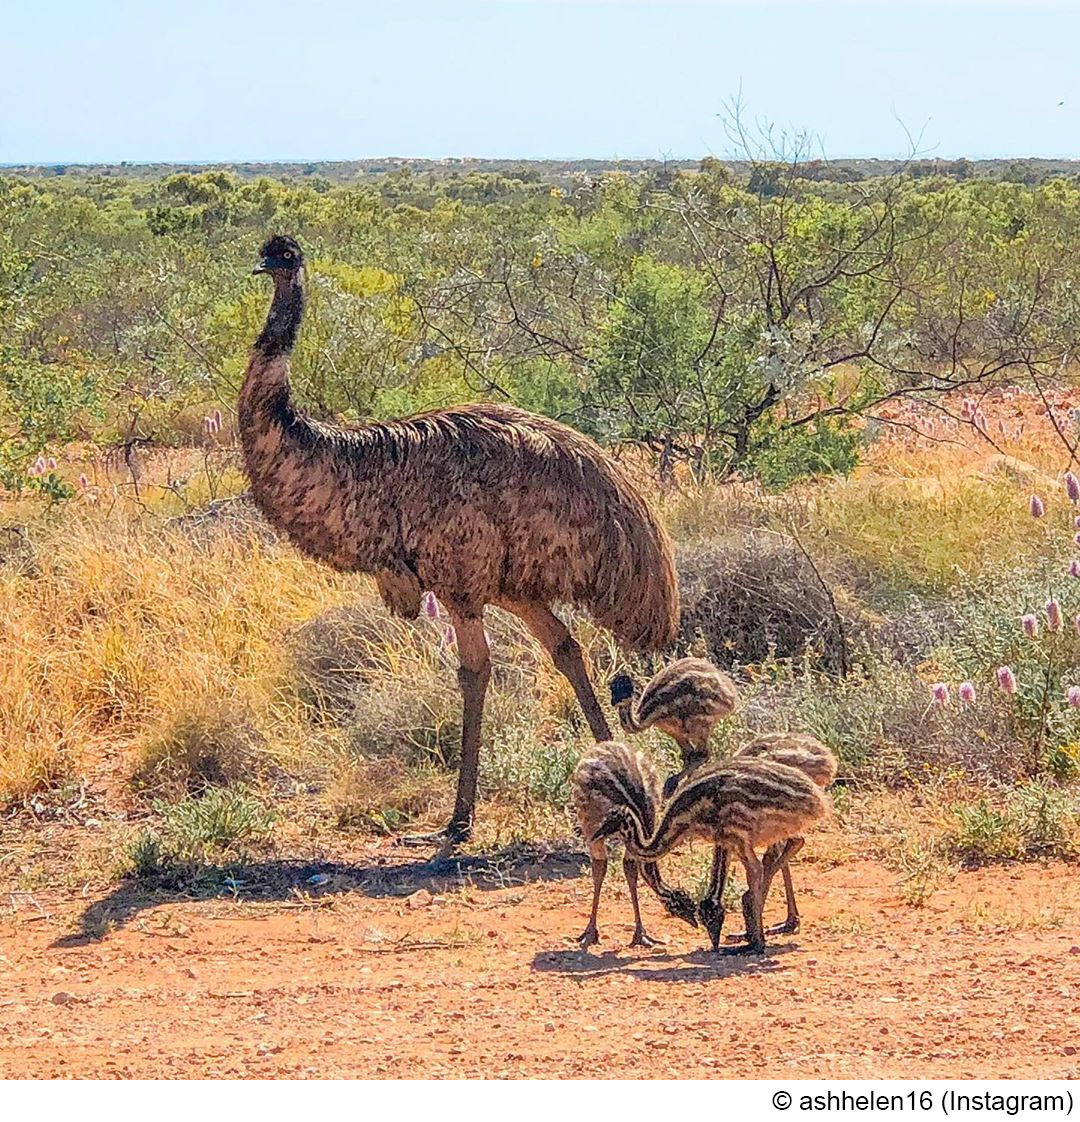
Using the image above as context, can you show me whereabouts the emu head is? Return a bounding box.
[698,894,725,937]
[609,673,636,706]
[254,234,304,277]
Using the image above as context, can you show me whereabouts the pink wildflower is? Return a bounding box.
[931,682,949,706]
[78,474,89,490]
[1047,600,1063,632]
[996,666,1018,694]
[958,682,976,705]
[1066,472,1080,503]
[212,409,223,429]
[1068,686,1080,708]
[1071,560,1080,579]
[421,591,440,620]
[1030,494,1045,518]
[1022,613,1038,638]
[45,457,57,471]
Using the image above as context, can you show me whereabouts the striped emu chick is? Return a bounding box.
[699,733,839,949]
[571,742,698,947]
[610,658,738,795]
[593,759,828,954]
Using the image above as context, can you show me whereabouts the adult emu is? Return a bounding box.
[241,236,679,853]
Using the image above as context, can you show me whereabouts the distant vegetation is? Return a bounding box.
[4,154,1080,496]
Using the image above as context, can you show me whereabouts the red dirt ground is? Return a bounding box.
[1,849,1077,1079]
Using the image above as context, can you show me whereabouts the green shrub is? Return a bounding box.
[124,788,276,877]
[945,781,1080,863]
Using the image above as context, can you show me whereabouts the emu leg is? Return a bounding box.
[579,848,607,947]
[623,857,661,947]
[724,837,804,941]
[722,842,765,954]
[500,600,612,741]
[768,839,804,935]
[407,615,490,859]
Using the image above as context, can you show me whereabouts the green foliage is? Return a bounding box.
[745,417,860,491]
[945,781,1080,863]
[125,787,277,876]
[2,164,1079,494]
[0,347,102,492]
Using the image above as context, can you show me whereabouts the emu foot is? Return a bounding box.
[724,918,799,942]
[718,941,766,956]
[629,927,662,948]
[768,916,800,936]
[578,924,600,948]
[395,832,448,848]
[395,820,471,855]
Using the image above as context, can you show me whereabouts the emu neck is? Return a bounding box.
[624,804,685,860]
[256,269,305,359]
[615,698,644,735]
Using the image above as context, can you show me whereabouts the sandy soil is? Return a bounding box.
[1,846,1078,1079]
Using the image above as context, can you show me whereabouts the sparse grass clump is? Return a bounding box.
[326,757,447,834]
[123,787,277,877]
[131,691,267,797]
[945,781,1080,864]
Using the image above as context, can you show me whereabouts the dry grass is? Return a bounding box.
[0,504,358,806]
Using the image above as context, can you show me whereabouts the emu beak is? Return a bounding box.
[252,261,269,275]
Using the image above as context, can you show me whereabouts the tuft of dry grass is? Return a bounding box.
[0,504,358,807]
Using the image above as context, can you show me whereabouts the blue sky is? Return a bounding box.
[5,0,1079,163]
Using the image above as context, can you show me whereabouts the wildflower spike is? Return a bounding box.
[1030,495,1046,518]
[996,666,1018,694]
[1066,472,1080,503]
[1022,613,1038,638]
[958,682,976,705]
[931,682,949,706]
[1046,600,1063,632]
[1068,686,1080,708]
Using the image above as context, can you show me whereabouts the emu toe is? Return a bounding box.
[578,924,600,948]
[629,927,662,948]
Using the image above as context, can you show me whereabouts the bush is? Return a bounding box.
[945,781,1080,864]
[677,530,857,674]
[124,787,276,876]
[131,694,265,797]
[326,757,446,833]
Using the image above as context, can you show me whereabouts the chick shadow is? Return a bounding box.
[531,941,797,983]
[54,842,588,948]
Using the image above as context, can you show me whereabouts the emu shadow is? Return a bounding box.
[54,842,587,947]
[531,941,796,984]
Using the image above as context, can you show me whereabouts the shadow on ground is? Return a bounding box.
[54,842,587,947]
[530,942,796,983]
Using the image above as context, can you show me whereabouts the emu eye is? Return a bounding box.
[283,250,293,260]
